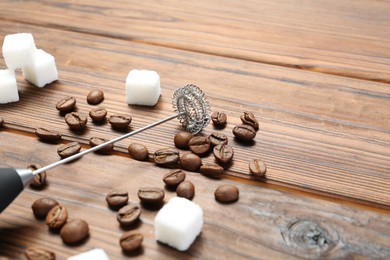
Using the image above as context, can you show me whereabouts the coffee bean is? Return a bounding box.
[46,205,68,229]
[209,133,228,146]
[24,247,55,260]
[163,169,186,186]
[27,163,46,189]
[108,114,131,129]
[154,148,180,166]
[31,198,59,219]
[60,219,89,244]
[120,231,143,252]
[213,143,234,164]
[240,111,259,130]
[211,111,227,126]
[138,187,165,204]
[249,159,267,176]
[174,131,193,149]
[199,163,224,178]
[57,141,81,158]
[117,203,141,226]
[65,112,88,131]
[106,190,129,208]
[214,185,239,203]
[180,153,202,172]
[89,137,113,154]
[232,124,256,141]
[89,107,107,122]
[188,136,210,155]
[128,143,149,161]
[87,89,104,105]
[56,96,76,113]
[0,117,4,127]
[35,127,61,143]
[176,181,195,200]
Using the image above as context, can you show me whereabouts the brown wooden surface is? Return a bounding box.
[0,0,389,83]
[0,0,389,259]
[0,131,389,259]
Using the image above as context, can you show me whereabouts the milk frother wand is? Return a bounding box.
[0,84,211,213]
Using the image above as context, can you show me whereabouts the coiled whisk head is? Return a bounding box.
[172,84,211,134]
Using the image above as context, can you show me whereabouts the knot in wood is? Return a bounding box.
[282,219,340,258]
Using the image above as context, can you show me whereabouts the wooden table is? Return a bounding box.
[0,1,389,259]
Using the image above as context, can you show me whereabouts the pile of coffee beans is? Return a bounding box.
[30,197,89,247]
[25,86,265,255]
[35,90,132,155]
[105,189,144,252]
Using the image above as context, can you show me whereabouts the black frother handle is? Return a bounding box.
[0,168,24,213]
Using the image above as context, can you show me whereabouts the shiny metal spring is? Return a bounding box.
[172,84,211,134]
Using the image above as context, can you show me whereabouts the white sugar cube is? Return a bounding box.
[125,69,160,106]
[2,33,36,69]
[0,69,19,104]
[22,49,58,88]
[155,197,203,251]
[67,248,109,260]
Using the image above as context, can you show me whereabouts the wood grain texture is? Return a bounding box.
[0,21,389,208]
[0,131,389,259]
[0,0,389,82]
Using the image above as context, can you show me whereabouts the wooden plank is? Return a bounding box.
[0,131,389,259]
[0,0,389,82]
[0,22,389,208]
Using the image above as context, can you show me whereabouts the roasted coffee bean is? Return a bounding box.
[108,114,131,129]
[27,163,46,189]
[65,112,88,131]
[199,163,224,178]
[213,143,234,164]
[46,205,68,229]
[120,231,143,252]
[35,127,61,143]
[163,169,186,186]
[117,203,141,226]
[89,107,107,122]
[87,89,104,105]
[249,159,267,176]
[211,111,227,126]
[60,219,89,244]
[31,198,59,219]
[89,137,113,154]
[180,153,202,172]
[240,111,259,130]
[56,96,76,113]
[214,185,239,203]
[128,143,149,161]
[138,187,165,204]
[57,141,81,158]
[154,148,180,166]
[0,117,4,127]
[176,181,195,200]
[24,247,55,260]
[106,190,129,208]
[174,131,193,149]
[232,124,256,141]
[188,136,210,155]
[209,133,228,146]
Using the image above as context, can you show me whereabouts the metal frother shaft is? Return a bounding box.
[0,84,211,213]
